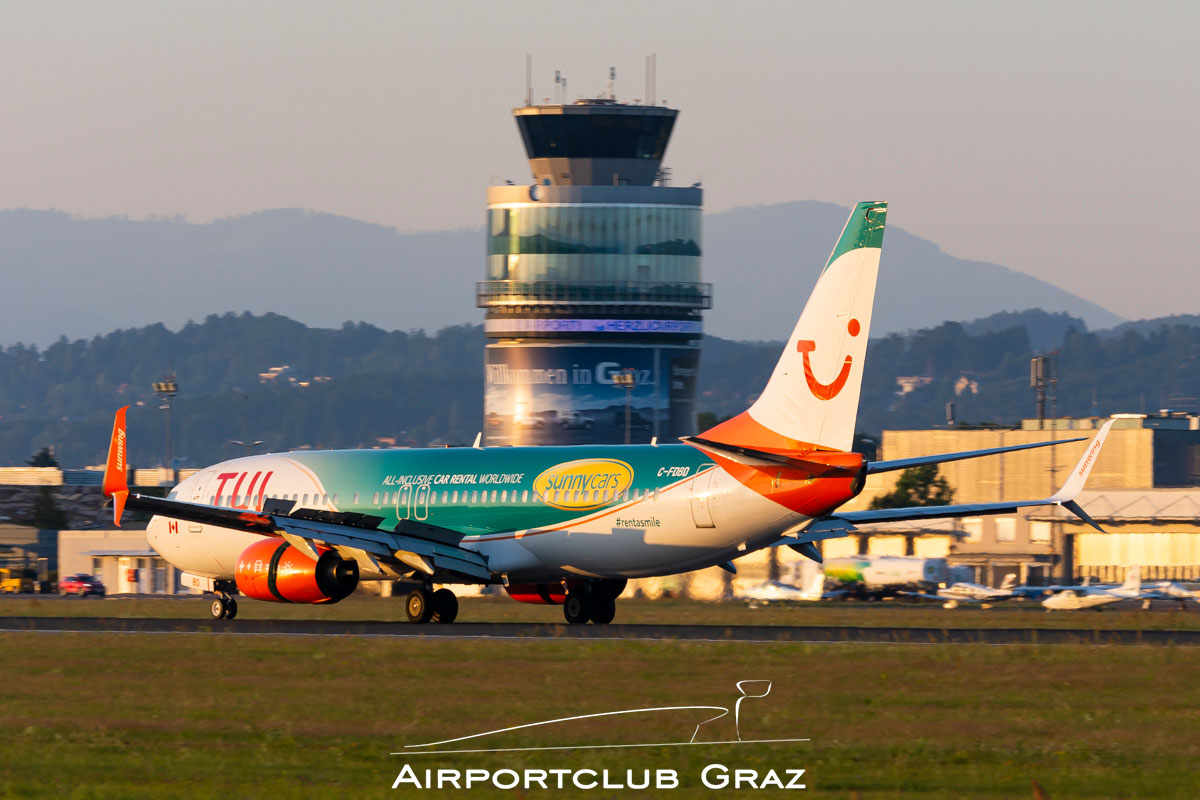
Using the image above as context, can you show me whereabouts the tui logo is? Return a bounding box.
[795,318,860,401]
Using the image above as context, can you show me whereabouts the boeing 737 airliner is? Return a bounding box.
[100,202,1114,624]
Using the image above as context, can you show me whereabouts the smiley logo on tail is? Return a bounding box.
[795,318,860,400]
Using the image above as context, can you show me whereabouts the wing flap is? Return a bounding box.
[123,493,492,582]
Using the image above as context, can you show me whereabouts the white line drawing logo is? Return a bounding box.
[395,680,808,755]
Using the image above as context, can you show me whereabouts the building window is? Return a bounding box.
[1030,522,1052,543]
[962,517,983,543]
[995,518,1016,543]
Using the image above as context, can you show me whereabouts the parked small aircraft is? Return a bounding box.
[903,574,1019,609]
[1042,567,1146,610]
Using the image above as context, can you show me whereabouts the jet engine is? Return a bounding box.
[235,538,359,604]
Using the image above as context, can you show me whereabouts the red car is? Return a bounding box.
[59,574,106,596]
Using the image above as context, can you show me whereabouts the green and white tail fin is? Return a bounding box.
[702,201,887,452]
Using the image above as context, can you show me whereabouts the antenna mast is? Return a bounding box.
[525,54,532,105]
[607,66,616,100]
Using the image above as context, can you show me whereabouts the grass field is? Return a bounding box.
[1,629,1198,799]
[4,593,1200,631]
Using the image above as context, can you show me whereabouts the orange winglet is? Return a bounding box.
[102,406,130,527]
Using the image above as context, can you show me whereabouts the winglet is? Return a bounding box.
[101,406,130,527]
[1049,419,1114,503]
[1049,419,1115,532]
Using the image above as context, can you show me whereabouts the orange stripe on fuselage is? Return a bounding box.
[698,411,834,453]
[469,469,713,542]
[702,449,864,516]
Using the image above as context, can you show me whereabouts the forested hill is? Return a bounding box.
[1,309,1197,467]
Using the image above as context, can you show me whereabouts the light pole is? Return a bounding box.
[229,439,264,458]
[612,369,636,445]
[151,376,178,484]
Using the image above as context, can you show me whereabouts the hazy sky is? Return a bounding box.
[1,1,1196,322]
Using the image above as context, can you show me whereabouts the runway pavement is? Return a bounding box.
[2,616,1198,645]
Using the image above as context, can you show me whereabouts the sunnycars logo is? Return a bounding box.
[534,459,634,511]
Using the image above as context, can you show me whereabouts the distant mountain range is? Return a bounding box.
[2,307,1197,468]
[0,201,1124,347]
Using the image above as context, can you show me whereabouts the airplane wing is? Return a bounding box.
[101,409,492,583]
[118,492,493,583]
[898,591,955,602]
[866,437,1085,474]
[780,420,1115,559]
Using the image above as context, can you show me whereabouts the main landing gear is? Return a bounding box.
[209,581,238,620]
[563,579,625,625]
[406,586,458,624]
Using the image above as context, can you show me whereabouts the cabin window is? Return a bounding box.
[522,490,529,503]
[471,491,478,503]
[353,492,360,505]
[372,492,379,505]
[501,490,508,503]
[653,488,660,501]
[451,490,458,503]
[331,494,338,505]
[303,493,310,506]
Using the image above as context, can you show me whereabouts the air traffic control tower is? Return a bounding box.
[479,94,709,445]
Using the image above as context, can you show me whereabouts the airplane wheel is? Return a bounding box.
[563,591,592,624]
[590,595,616,624]
[406,588,435,623]
[224,598,238,620]
[431,588,458,623]
[210,598,226,619]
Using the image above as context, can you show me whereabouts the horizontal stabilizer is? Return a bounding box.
[792,420,1116,541]
[681,436,859,477]
[866,437,1086,474]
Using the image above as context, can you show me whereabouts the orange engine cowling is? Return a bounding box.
[504,582,567,605]
[235,538,359,604]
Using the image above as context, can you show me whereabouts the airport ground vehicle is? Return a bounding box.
[58,573,106,596]
[0,567,38,594]
[559,411,595,430]
[100,202,1114,624]
[824,555,950,599]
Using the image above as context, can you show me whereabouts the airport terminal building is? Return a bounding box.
[479,98,710,445]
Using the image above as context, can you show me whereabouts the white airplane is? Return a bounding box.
[1145,580,1200,605]
[903,574,1019,609]
[740,561,837,604]
[1042,567,1146,611]
[99,201,1117,624]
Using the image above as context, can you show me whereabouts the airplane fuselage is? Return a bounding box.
[148,444,832,585]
